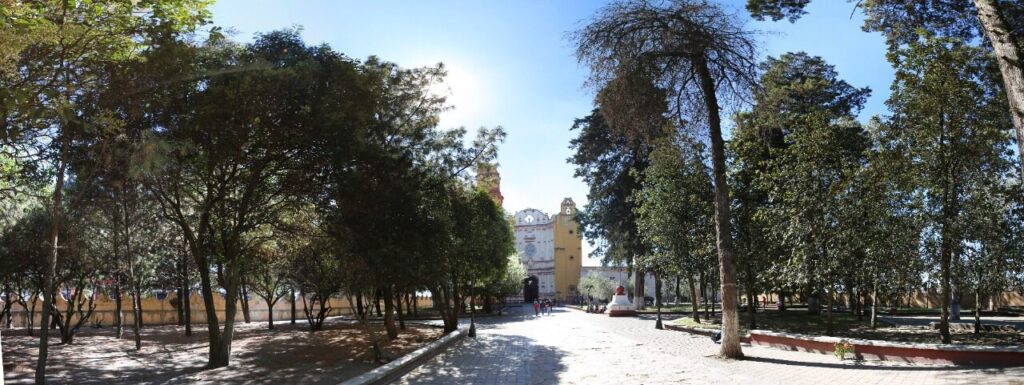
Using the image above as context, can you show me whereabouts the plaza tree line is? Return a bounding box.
[0,1,521,383]
[571,0,1024,359]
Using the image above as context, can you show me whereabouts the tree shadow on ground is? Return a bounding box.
[397,333,569,385]
[2,319,441,385]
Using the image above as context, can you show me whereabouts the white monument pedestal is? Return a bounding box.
[607,293,637,317]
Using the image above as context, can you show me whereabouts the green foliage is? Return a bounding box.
[578,271,616,303]
[881,34,1018,340]
[737,53,869,309]
[746,0,811,22]
[491,255,527,300]
[633,132,715,283]
[569,109,652,268]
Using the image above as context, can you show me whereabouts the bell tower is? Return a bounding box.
[553,197,582,302]
[475,162,504,207]
[560,197,576,216]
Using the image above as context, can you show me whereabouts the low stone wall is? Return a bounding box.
[749,330,1024,366]
[663,323,751,343]
[1,294,435,328]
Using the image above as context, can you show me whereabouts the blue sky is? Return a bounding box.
[210,0,892,266]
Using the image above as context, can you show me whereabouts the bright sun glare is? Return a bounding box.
[430,61,484,129]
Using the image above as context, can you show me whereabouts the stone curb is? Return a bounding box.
[664,324,752,343]
[339,326,467,385]
[749,329,1024,365]
[750,329,1024,352]
[663,323,719,337]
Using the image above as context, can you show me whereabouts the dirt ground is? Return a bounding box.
[2,318,442,384]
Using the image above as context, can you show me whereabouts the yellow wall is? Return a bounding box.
[553,198,582,302]
[2,293,434,328]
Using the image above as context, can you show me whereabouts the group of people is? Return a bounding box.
[532,298,555,316]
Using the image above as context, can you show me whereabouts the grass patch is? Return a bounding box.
[669,309,1024,346]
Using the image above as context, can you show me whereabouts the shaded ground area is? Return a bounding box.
[2,318,440,384]
[671,309,1024,346]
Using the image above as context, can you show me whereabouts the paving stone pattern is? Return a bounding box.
[395,306,1024,385]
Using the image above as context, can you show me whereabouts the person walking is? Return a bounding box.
[533,299,540,316]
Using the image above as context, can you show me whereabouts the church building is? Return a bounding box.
[476,163,583,302]
[513,199,583,301]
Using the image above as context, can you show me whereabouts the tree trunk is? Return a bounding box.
[180,238,192,337]
[36,135,67,385]
[132,287,142,351]
[700,271,709,319]
[777,290,786,311]
[210,272,240,368]
[826,286,835,337]
[395,290,406,330]
[1,327,5,381]
[746,286,757,330]
[870,281,879,329]
[633,268,645,311]
[974,289,982,335]
[28,294,38,337]
[695,55,743,358]
[240,282,252,324]
[266,298,276,330]
[744,263,757,330]
[115,282,124,339]
[413,294,419,317]
[406,292,413,316]
[374,289,383,317]
[184,285,192,337]
[195,248,225,368]
[655,273,663,329]
[290,289,297,325]
[951,285,961,321]
[301,290,310,326]
[939,218,954,344]
[177,287,186,326]
[849,285,859,320]
[674,276,682,305]
[1,286,11,329]
[382,286,398,340]
[973,0,1024,172]
[687,275,701,323]
[355,291,365,320]
[135,293,144,329]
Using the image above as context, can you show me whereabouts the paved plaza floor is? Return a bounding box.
[396,306,1024,385]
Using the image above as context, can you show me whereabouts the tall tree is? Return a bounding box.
[144,30,319,367]
[633,132,715,324]
[0,2,209,381]
[882,35,1014,343]
[742,53,869,334]
[748,0,1024,172]
[574,0,759,358]
[568,108,655,308]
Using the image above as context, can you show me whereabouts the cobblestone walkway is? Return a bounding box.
[395,306,1024,385]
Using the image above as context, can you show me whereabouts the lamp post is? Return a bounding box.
[655,273,663,329]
